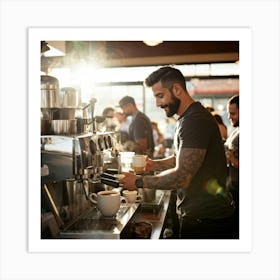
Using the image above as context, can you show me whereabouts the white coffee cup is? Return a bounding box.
[132,155,146,175]
[123,190,142,203]
[119,151,135,172]
[89,190,127,217]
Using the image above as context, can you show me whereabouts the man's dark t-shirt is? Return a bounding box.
[174,102,234,219]
[128,111,154,158]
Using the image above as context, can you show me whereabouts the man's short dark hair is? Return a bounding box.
[144,66,187,91]
[102,107,115,117]
[119,96,136,107]
[228,95,239,109]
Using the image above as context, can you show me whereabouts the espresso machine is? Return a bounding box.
[40,75,139,239]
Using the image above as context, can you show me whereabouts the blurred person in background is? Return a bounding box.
[119,96,154,158]
[151,121,165,158]
[205,105,215,113]
[115,110,131,144]
[224,95,239,234]
[120,66,236,239]
[205,105,227,141]
[102,107,119,131]
[212,112,228,142]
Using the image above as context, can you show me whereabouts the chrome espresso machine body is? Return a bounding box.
[40,75,139,239]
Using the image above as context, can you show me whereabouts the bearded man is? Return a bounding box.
[120,66,237,239]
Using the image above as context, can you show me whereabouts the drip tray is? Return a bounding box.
[140,190,164,213]
[60,204,139,239]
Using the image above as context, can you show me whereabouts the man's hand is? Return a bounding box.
[119,172,138,191]
[145,157,155,173]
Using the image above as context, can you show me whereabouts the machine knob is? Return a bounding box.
[89,140,97,155]
[103,136,108,149]
[107,135,112,148]
[97,138,103,151]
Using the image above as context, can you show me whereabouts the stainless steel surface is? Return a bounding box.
[140,189,164,213]
[43,184,64,227]
[41,136,73,183]
[142,188,156,203]
[51,119,77,135]
[65,179,91,220]
[40,95,123,239]
[134,190,171,239]
[80,98,97,132]
[41,108,77,120]
[41,132,119,181]
[41,212,60,238]
[41,119,52,135]
[41,130,122,239]
[41,75,60,108]
[76,118,89,134]
[61,87,80,108]
[60,203,139,239]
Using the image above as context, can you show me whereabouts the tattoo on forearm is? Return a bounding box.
[153,156,176,171]
[144,148,206,190]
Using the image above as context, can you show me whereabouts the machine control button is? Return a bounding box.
[89,140,97,155]
[107,135,112,148]
[97,138,103,151]
[103,136,108,149]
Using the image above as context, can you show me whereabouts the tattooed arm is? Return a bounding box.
[119,147,206,191]
[146,155,176,173]
[144,147,206,190]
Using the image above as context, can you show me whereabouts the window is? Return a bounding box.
[48,63,239,135]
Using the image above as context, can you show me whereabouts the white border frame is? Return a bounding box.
[28,27,252,253]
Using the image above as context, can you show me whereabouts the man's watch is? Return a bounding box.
[135,177,143,188]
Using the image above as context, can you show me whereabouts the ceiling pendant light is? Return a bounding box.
[143,41,163,47]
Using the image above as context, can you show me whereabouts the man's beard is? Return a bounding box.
[123,111,131,117]
[161,93,180,117]
[233,121,239,127]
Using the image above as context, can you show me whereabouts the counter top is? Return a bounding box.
[137,190,171,239]
[121,190,171,239]
[59,203,140,239]
[58,190,171,239]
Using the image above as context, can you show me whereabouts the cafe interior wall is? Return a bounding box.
[41,41,239,134]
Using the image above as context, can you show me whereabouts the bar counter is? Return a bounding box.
[121,189,171,239]
[58,189,171,239]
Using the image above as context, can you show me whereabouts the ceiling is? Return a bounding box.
[42,41,239,70]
